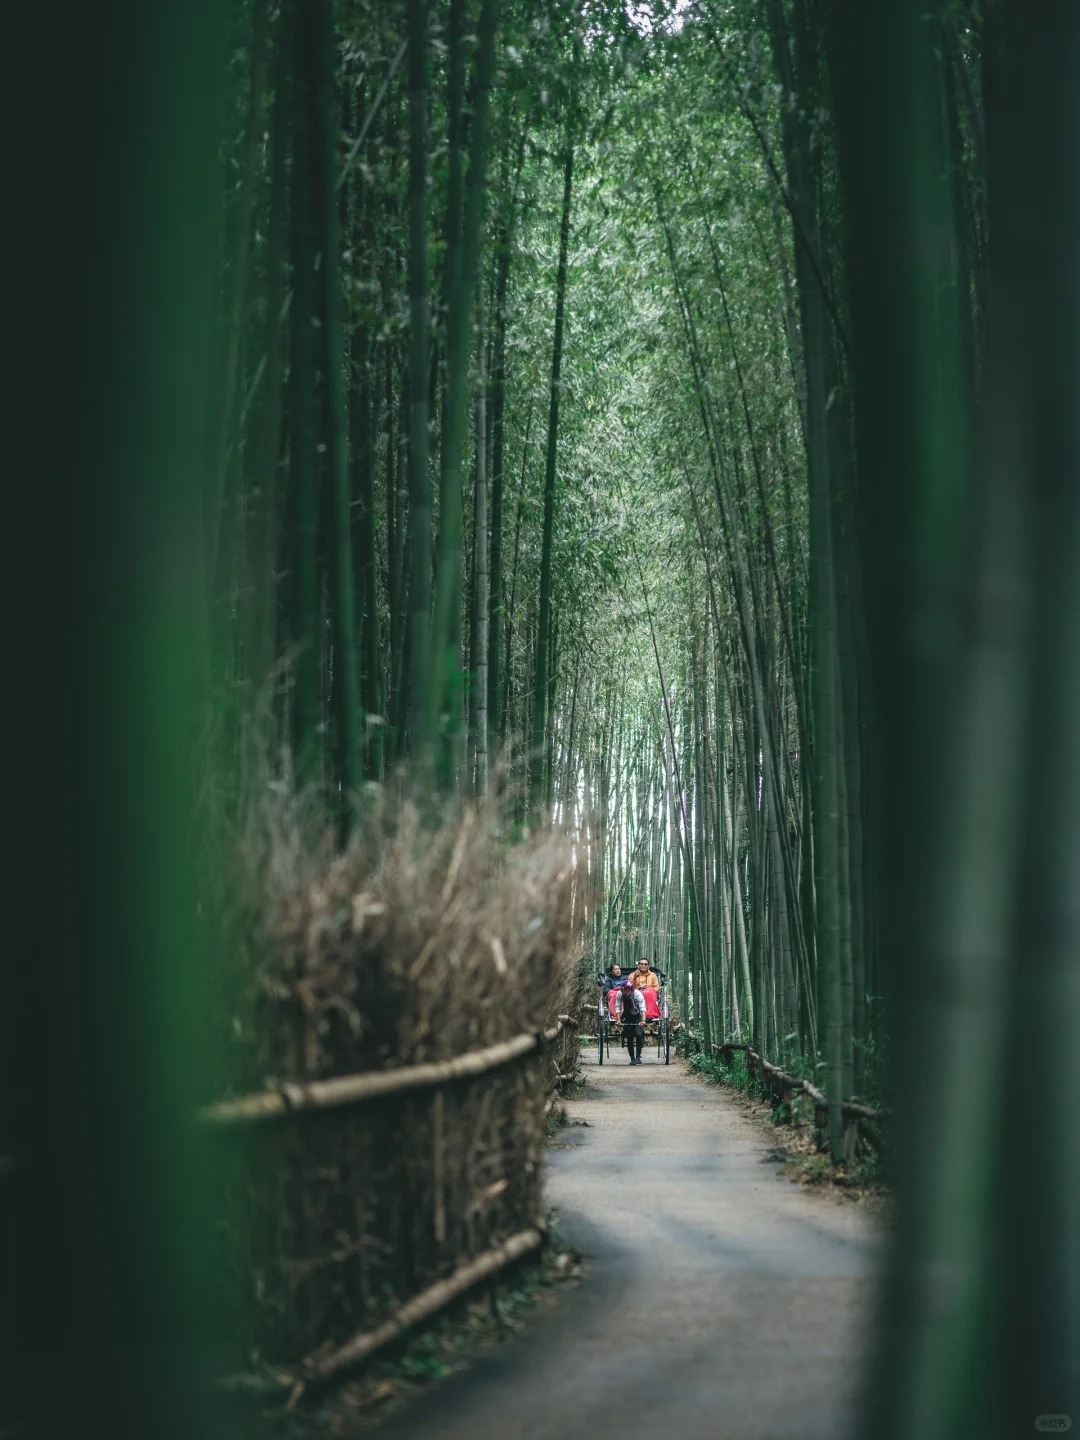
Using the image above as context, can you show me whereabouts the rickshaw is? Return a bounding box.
[595,966,671,1065]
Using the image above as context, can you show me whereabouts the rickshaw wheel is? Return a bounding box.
[598,1019,605,1065]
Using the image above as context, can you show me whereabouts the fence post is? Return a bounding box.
[843,1120,858,1168]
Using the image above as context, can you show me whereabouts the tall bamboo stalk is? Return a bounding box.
[532,111,576,805]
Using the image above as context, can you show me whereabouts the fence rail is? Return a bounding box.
[200,1018,574,1125]
[208,1013,579,1397]
[283,1225,545,1405]
[688,1035,889,1152]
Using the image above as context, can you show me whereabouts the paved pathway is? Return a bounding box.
[371,1050,879,1440]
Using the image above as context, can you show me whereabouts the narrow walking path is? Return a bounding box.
[372,1052,879,1440]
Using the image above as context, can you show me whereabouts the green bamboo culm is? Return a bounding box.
[532,112,576,807]
[989,3,1080,1432]
[286,0,321,787]
[305,0,364,824]
[405,0,432,759]
[828,0,1080,1434]
[429,0,499,783]
[11,0,236,1435]
[829,0,990,1428]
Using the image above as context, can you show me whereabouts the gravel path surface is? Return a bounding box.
[371,1051,879,1440]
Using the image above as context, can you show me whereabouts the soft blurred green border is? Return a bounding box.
[7,4,236,1435]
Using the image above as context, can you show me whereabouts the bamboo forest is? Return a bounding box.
[8,1,1078,1439]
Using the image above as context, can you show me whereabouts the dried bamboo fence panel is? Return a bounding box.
[206,793,586,1387]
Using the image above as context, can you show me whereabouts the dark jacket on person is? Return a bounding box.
[617,987,645,1026]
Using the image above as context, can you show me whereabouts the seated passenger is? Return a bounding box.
[629,957,660,993]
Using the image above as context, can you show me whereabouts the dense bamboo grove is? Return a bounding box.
[12,0,1078,1436]
[210,0,896,1143]
[201,4,1080,1423]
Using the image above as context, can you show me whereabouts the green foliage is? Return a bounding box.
[853,1024,890,1110]
[687,1048,755,1095]
[847,1151,882,1188]
[797,1154,833,1186]
[399,1351,453,1382]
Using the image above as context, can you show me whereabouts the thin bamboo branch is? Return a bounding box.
[336,40,407,193]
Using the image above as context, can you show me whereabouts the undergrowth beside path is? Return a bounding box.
[221,1219,583,1439]
[684,1049,886,1201]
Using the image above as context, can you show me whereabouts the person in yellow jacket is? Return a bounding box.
[629,957,660,992]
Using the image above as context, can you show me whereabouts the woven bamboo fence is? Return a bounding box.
[202,793,588,1400]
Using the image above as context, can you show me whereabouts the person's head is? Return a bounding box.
[636,958,651,975]
[610,965,622,978]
